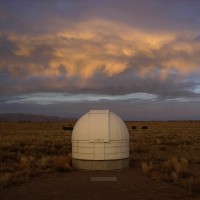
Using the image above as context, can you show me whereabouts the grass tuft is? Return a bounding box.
[52,155,72,172]
[141,161,153,175]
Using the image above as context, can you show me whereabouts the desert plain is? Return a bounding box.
[0,120,200,199]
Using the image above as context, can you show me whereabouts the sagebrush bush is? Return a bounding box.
[0,173,12,187]
[134,145,148,154]
[63,126,73,131]
[141,161,153,174]
[20,156,31,170]
[141,126,148,129]
[155,139,161,145]
[179,177,200,192]
[170,171,178,183]
[37,156,51,169]
[162,157,191,185]
[141,162,149,174]
[52,155,72,172]
[193,177,200,192]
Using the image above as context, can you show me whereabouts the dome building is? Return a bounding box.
[72,110,129,170]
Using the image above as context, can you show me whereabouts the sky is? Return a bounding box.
[0,0,200,120]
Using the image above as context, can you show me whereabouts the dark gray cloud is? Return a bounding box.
[1,0,200,35]
[1,0,200,119]
[0,34,17,58]
[1,99,200,121]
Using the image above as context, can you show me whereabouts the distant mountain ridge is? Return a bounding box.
[0,113,70,122]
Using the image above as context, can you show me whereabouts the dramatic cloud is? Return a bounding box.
[0,0,200,120]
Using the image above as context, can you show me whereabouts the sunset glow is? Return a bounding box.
[0,0,200,120]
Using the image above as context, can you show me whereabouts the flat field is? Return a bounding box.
[0,121,74,187]
[127,121,200,192]
[0,121,200,198]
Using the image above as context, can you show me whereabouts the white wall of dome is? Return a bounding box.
[71,110,130,169]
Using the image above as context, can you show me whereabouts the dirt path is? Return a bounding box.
[0,169,199,200]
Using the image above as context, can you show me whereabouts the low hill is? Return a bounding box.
[0,113,68,122]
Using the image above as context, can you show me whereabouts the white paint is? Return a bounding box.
[90,177,117,181]
[88,110,109,142]
[72,110,129,161]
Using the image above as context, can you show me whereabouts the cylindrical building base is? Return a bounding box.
[72,158,129,170]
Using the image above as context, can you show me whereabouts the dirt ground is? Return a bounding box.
[0,168,199,200]
[1,121,200,199]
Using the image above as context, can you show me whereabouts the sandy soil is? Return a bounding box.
[0,168,199,200]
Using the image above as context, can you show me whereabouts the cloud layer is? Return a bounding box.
[0,0,200,119]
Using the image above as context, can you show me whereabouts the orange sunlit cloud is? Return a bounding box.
[1,19,200,83]
[1,0,200,120]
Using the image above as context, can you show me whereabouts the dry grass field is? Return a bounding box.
[0,121,200,193]
[128,121,200,192]
[0,121,73,187]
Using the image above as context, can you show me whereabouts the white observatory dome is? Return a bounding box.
[72,110,129,170]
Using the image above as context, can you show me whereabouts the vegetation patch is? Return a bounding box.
[63,126,73,131]
[1,120,200,194]
[0,122,73,187]
[141,126,148,129]
[127,120,200,193]
[131,126,137,130]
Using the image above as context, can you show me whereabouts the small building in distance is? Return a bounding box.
[72,110,129,170]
